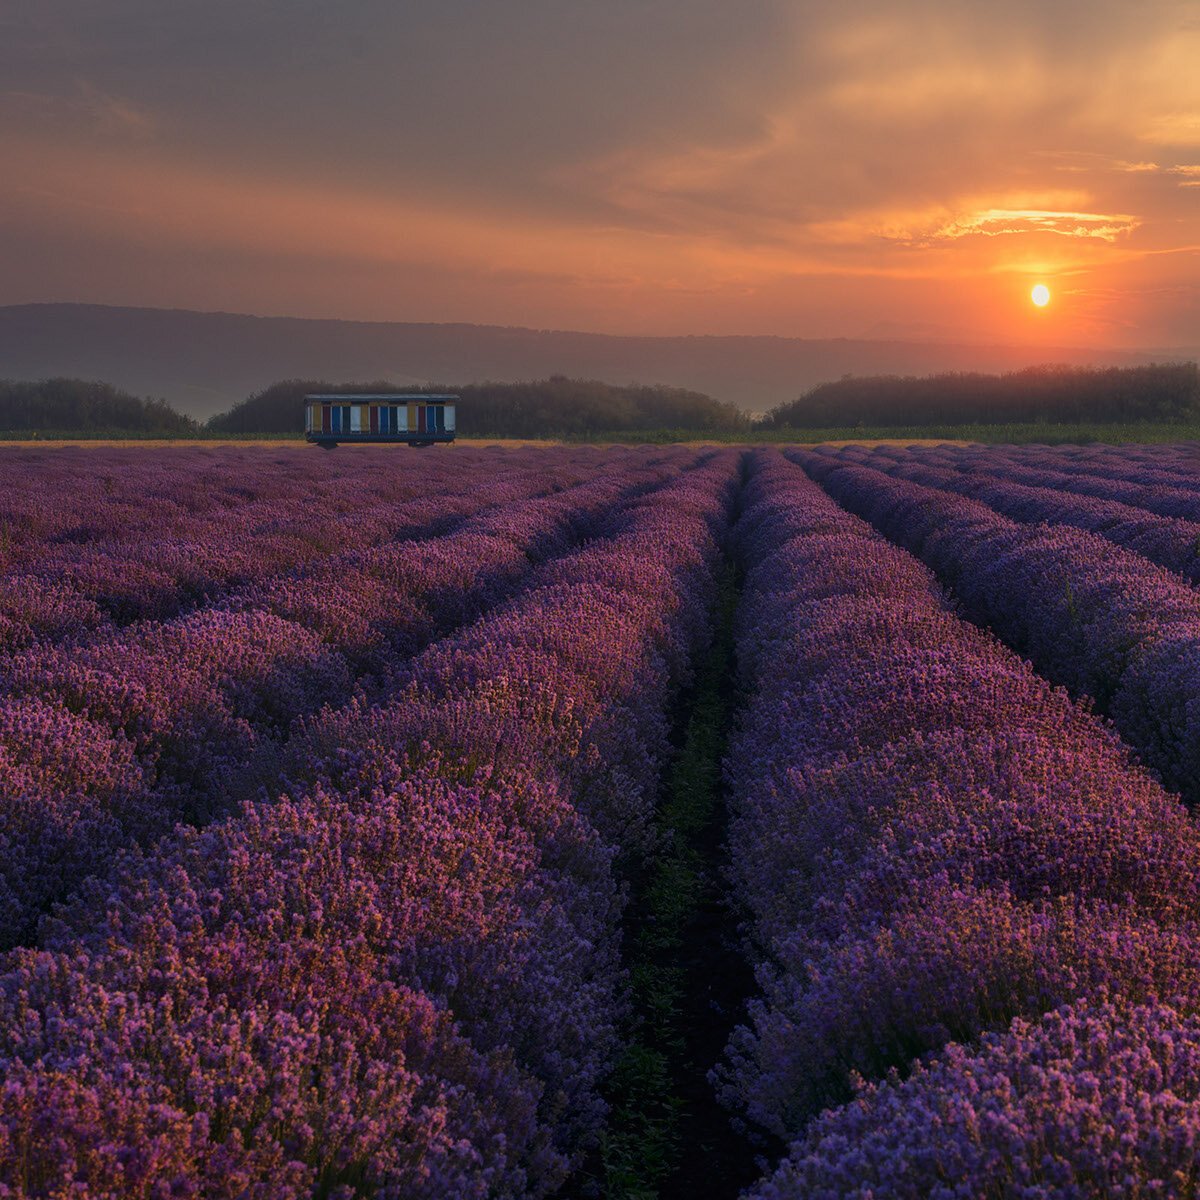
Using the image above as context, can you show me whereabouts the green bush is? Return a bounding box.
[763,362,1200,428]
[0,379,196,434]
[207,376,750,436]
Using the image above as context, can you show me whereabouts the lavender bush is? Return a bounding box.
[723,450,1200,1197]
[835,444,1200,585]
[0,447,739,1195]
[0,449,695,945]
[796,446,1200,802]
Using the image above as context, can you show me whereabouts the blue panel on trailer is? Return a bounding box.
[303,392,457,440]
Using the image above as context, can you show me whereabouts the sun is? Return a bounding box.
[1031,283,1051,308]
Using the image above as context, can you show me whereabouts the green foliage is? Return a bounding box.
[0,379,197,434]
[1064,579,1079,626]
[574,419,1200,445]
[595,564,742,1199]
[599,1043,683,1200]
[17,368,1200,444]
[206,376,750,436]
[206,379,398,433]
[763,362,1200,428]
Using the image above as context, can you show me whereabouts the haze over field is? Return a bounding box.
[0,303,1178,420]
[2,1,1199,359]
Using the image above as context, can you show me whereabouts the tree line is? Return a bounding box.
[205,376,750,436]
[3,363,1199,436]
[0,379,197,434]
[762,363,1200,428]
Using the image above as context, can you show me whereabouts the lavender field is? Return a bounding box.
[3,441,1200,1198]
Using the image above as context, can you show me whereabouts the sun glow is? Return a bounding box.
[1031,283,1051,307]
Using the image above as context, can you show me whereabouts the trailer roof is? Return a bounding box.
[305,393,458,402]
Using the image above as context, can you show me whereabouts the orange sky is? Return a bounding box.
[2,0,1198,350]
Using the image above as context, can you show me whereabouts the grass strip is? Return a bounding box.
[588,559,762,1200]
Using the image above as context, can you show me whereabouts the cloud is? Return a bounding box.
[1140,114,1200,146]
[922,209,1141,243]
[77,82,157,138]
[0,0,1198,348]
[1,80,156,140]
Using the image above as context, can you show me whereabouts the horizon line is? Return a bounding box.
[3,298,1195,358]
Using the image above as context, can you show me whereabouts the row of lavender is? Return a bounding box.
[883,440,1200,521]
[723,450,1200,1197]
[0,447,618,645]
[959,441,1200,508]
[816,441,1200,584]
[878,440,1200,494]
[0,450,739,1195]
[0,450,705,950]
[795,447,1200,806]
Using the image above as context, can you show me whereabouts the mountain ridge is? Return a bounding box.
[0,302,1187,420]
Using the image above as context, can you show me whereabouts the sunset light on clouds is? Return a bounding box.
[1,0,1198,350]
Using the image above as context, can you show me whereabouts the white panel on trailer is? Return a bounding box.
[395,405,407,432]
[350,406,362,432]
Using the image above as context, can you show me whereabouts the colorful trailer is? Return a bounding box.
[304,394,457,447]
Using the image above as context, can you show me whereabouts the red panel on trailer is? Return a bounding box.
[322,405,331,433]
[370,405,379,433]
[418,406,427,433]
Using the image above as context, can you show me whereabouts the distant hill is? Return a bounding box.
[764,363,1200,428]
[0,303,1182,421]
[0,378,197,435]
[208,376,748,436]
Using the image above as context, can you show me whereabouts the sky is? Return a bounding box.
[2,0,1198,350]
